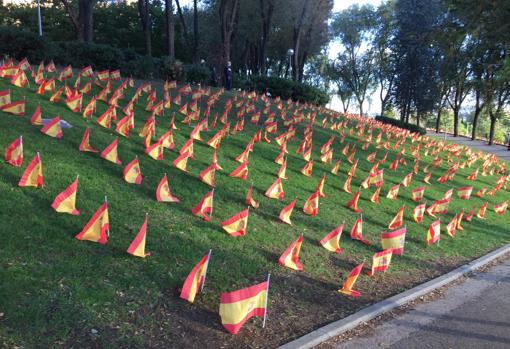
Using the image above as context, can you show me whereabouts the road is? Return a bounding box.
[332,258,510,349]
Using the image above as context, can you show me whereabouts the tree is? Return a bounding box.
[332,4,376,116]
[258,0,275,75]
[138,0,152,56]
[165,0,175,60]
[192,0,199,63]
[61,0,96,42]
[219,0,240,67]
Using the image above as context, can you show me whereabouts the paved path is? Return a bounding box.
[427,130,510,162]
[333,258,510,349]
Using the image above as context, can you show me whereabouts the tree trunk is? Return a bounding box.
[259,0,274,76]
[192,0,199,63]
[79,0,94,42]
[435,108,442,133]
[219,0,240,68]
[471,91,482,140]
[165,0,175,60]
[174,0,189,46]
[416,112,420,128]
[453,107,459,137]
[488,113,496,146]
[357,98,363,117]
[292,0,309,81]
[138,0,152,56]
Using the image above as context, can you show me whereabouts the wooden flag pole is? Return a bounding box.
[201,249,213,293]
[105,195,110,237]
[262,273,271,328]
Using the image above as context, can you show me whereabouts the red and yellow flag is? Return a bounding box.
[18,153,43,187]
[229,161,248,180]
[51,177,80,215]
[199,163,216,187]
[145,139,163,160]
[156,174,180,203]
[303,190,319,216]
[412,187,425,202]
[278,235,303,271]
[388,205,404,230]
[75,202,109,244]
[219,280,269,335]
[65,93,82,112]
[320,224,343,253]
[346,191,362,213]
[100,138,122,165]
[366,249,393,276]
[279,199,296,225]
[494,201,508,215]
[245,184,259,209]
[301,160,313,176]
[191,191,213,221]
[477,202,488,219]
[350,216,371,245]
[381,226,406,255]
[4,135,23,167]
[265,177,284,200]
[386,184,400,200]
[123,157,142,184]
[370,186,381,204]
[221,208,249,237]
[173,152,191,172]
[31,104,43,125]
[40,116,63,138]
[446,215,457,238]
[127,214,151,258]
[338,262,364,297]
[1,100,25,116]
[413,203,426,223]
[79,128,98,153]
[342,175,353,193]
[180,251,211,303]
[0,89,11,106]
[427,220,440,246]
[457,186,473,200]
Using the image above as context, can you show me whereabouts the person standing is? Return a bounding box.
[224,61,232,90]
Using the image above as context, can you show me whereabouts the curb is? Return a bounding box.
[277,243,510,349]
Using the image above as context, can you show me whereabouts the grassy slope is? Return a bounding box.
[0,75,509,349]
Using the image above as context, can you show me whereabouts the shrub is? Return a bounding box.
[183,64,211,85]
[375,115,427,135]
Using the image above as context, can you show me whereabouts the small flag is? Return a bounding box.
[4,135,23,167]
[427,220,440,246]
[265,177,284,200]
[51,177,80,215]
[381,226,406,255]
[75,201,109,244]
[191,191,213,221]
[221,208,249,237]
[18,153,43,187]
[123,157,142,184]
[457,186,473,200]
[388,206,404,230]
[278,235,303,271]
[346,191,362,213]
[320,224,343,253]
[411,187,425,202]
[303,191,319,216]
[494,201,508,215]
[180,251,212,303]
[79,128,98,153]
[366,249,393,276]
[338,262,364,297]
[127,214,151,258]
[156,174,180,203]
[40,116,63,138]
[350,216,371,245]
[279,199,296,225]
[413,203,426,223]
[100,138,122,165]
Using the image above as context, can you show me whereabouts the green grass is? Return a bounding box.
[0,74,509,348]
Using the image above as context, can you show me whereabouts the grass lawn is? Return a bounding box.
[0,72,509,349]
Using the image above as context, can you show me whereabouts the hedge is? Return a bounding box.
[375,115,427,135]
[0,26,329,105]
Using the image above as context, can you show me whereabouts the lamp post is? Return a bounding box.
[286,48,294,79]
[37,0,43,36]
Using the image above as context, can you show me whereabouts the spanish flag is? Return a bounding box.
[401,172,413,187]
[0,89,11,106]
[278,157,287,179]
[366,249,393,276]
[350,216,371,245]
[31,104,42,125]
[427,220,440,246]
[75,201,109,244]
[123,157,142,185]
[423,172,431,184]
[279,199,296,225]
[346,191,362,213]
[4,135,23,167]
[369,169,384,187]
[219,279,269,335]
[303,191,319,216]
[433,198,450,215]
[465,207,475,222]
[51,176,80,215]
[96,108,112,129]
[245,184,259,209]
[83,97,96,118]
[446,215,457,238]
[198,163,216,187]
[65,93,82,112]
[331,160,341,175]
[456,186,473,200]
[456,210,465,230]
[180,251,212,303]
[381,227,406,255]
[127,214,151,258]
[477,202,488,219]
[412,187,425,202]
[475,187,487,198]
[18,153,43,187]
[386,184,400,200]
[370,186,381,204]
[320,224,343,253]
[222,208,249,237]
[342,175,353,193]
[40,116,63,138]
[145,140,164,161]
[338,262,364,297]
[278,235,303,271]
[191,191,214,221]
[265,177,284,200]
[388,205,404,230]
[413,203,426,223]
[212,149,223,170]
[159,130,174,150]
[1,100,25,116]
[229,161,248,180]
[467,169,478,180]
[301,160,313,176]
[79,128,98,153]
[11,70,28,87]
[156,174,180,203]
[207,130,223,149]
[173,152,191,172]
[494,201,508,215]
[316,175,326,198]
[100,138,122,165]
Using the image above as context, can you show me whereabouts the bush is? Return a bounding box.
[235,75,329,106]
[183,64,211,85]
[375,115,427,135]
[0,26,60,63]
